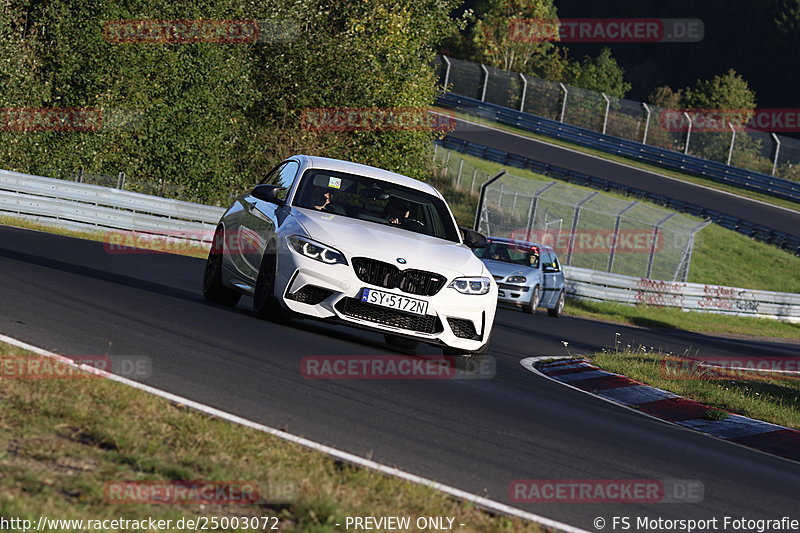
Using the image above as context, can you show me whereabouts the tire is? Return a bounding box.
[253,241,289,322]
[548,290,565,318]
[384,334,420,350]
[522,285,540,314]
[203,226,241,307]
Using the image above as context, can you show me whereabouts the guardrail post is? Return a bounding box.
[646,213,677,279]
[601,93,611,134]
[559,83,568,123]
[519,73,528,112]
[565,191,598,265]
[524,181,557,241]
[474,170,506,231]
[727,122,736,166]
[641,103,651,144]
[772,133,781,176]
[76,168,84,183]
[470,168,477,195]
[480,64,489,102]
[606,200,638,273]
[683,112,692,155]
[116,172,126,189]
[441,56,451,91]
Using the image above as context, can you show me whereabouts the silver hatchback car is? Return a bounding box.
[473,237,566,317]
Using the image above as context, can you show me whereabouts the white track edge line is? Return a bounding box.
[521,356,799,465]
[435,112,800,215]
[0,333,590,533]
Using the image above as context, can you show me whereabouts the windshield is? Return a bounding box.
[474,242,539,268]
[292,169,460,242]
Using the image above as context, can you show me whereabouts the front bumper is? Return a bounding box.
[496,282,532,305]
[275,241,497,351]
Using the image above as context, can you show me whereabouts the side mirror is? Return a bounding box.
[251,184,286,205]
[460,227,488,249]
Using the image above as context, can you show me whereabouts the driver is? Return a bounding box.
[383,197,411,225]
[310,188,333,211]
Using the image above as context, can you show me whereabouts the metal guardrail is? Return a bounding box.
[438,93,800,204]
[1,167,798,321]
[564,265,800,323]
[0,169,224,242]
[436,136,800,255]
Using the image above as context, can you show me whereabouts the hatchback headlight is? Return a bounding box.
[507,276,527,284]
[287,236,347,265]
[448,277,491,295]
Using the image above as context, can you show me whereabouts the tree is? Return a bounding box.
[683,69,756,112]
[648,86,684,110]
[567,47,631,98]
[469,0,564,75]
[0,0,459,203]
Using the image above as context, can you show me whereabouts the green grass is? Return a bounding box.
[0,342,543,532]
[566,299,800,341]
[433,149,800,294]
[689,224,800,293]
[438,107,800,213]
[591,348,800,429]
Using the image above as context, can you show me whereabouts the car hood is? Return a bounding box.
[292,208,485,278]
[480,259,534,279]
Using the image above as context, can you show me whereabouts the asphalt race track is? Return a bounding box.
[1,226,798,531]
[446,117,800,237]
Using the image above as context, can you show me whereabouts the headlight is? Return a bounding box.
[287,236,347,265]
[507,276,527,284]
[448,277,491,295]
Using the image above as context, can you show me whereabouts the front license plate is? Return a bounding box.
[360,288,428,316]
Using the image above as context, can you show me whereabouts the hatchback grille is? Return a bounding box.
[498,283,529,292]
[351,258,446,297]
[287,285,333,305]
[335,298,442,334]
[447,318,480,340]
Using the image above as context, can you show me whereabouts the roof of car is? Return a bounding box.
[488,236,554,252]
[291,154,442,198]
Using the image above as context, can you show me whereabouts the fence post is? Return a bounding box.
[606,200,638,273]
[480,64,489,102]
[470,168,477,195]
[117,172,126,190]
[456,159,464,188]
[641,103,652,144]
[727,122,736,166]
[565,192,598,265]
[559,83,568,123]
[683,112,693,155]
[444,150,450,178]
[646,213,676,279]
[601,93,611,134]
[524,181,557,242]
[772,133,781,176]
[519,73,528,112]
[441,56,451,91]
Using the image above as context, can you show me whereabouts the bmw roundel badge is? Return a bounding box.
[396,257,407,264]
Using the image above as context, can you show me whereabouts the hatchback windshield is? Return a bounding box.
[293,169,460,242]
[474,242,539,268]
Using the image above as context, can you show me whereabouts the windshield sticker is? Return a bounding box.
[328,177,342,189]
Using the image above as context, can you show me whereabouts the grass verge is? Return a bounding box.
[565,299,800,341]
[438,107,800,213]
[432,149,800,294]
[590,348,800,429]
[0,341,542,532]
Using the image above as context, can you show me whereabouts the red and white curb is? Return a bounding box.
[521,357,800,463]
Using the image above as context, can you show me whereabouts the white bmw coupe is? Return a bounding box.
[203,155,497,355]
